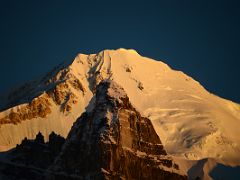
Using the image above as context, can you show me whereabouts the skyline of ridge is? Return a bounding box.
[0,0,240,103]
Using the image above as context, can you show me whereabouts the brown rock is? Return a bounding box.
[47,81,187,180]
[0,94,52,126]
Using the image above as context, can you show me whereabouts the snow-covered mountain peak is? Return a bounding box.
[53,49,240,165]
[115,48,140,54]
[0,48,240,168]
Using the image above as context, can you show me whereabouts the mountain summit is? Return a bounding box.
[0,48,240,179]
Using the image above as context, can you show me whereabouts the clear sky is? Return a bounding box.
[0,0,240,103]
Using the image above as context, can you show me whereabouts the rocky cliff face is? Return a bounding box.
[47,81,186,179]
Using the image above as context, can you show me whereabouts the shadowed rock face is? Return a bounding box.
[0,132,65,180]
[47,81,187,180]
[12,132,65,169]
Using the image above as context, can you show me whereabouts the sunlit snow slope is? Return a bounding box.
[0,48,240,166]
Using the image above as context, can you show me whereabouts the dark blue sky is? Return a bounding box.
[0,0,240,103]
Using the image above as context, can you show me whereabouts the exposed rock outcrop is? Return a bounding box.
[0,94,52,126]
[0,65,86,126]
[47,81,187,179]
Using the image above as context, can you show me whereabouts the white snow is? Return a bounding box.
[83,49,239,166]
[0,48,240,169]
